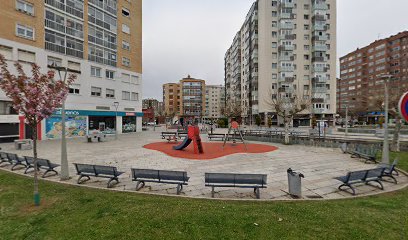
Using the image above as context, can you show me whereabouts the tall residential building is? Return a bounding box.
[204,85,225,120]
[338,31,408,123]
[225,0,336,126]
[162,83,181,116]
[0,0,143,140]
[162,75,206,123]
[142,98,159,110]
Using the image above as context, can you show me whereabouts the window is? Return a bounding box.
[122,57,130,67]
[68,61,81,72]
[122,24,130,34]
[91,87,102,97]
[106,89,115,98]
[47,56,62,67]
[272,21,277,27]
[0,45,13,60]
[272,11,277,17]
[18,49,35,63]
[131,75,139,84]
[122,8,130,17]
[91,66,101,77]
[122,40,130,50]
[272,63,277,69]
[106,70,115,79]
[272,31,277,38]
[272,42,277,48]
[122,73,130,82]
[69,84,80,95]
[304,15,309,20]
[16,24,34,40]
[131,92,138,101]
[304,34,309,40]
[304,24,309,30]
[122,91,130,100]
[16,0,34,15]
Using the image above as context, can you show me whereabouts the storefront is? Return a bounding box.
[43,109,143,139]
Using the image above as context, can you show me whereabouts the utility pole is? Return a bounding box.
[381,74,392,164]
[56,66,69,181]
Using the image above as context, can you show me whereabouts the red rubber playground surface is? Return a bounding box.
[143,142,279,160]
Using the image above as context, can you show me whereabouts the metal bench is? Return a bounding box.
[205,173,267,199]
[0,152,26,170]
[208,133,226,141]
[131,168,189,195]
[335,168,386,195]
[86,132,107,143]
[24,156,60,178]
[73,163,124,188]
[177,132,188,139]
[350,144,380,163]
[379,158,399,184]
[161,132,178,142]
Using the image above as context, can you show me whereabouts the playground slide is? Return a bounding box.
[173,137,192,150]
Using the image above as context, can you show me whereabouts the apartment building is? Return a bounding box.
[204,85,225,121]
[162,83,181,117]
[225,0,336,126]
[163,76,206,124]
[0,0,142,140]
[338,31,408,123]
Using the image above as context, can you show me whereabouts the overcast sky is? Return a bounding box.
[142,0,408,99]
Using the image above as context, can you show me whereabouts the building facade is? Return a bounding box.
[0,0,143,140]
[204,85,225,121]
[338,31,408,123]
[224,0,337,126]
[163,76,206,124]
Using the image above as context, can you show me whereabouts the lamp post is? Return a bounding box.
[113,101,119,140]
[55,66,69,181]
[380,74,392,164]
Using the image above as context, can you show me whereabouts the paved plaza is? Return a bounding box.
[1,127,407,200]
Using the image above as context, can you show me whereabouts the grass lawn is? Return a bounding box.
[0,153,407,240]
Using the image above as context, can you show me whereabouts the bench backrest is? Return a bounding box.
[37,158,51,167]
[365,168,385,180]
[205,173,267,186]
[74,163,96,175]
[132,169,189,182]
[0,152,8,159]
[94,165,119,176]
[24,156,34,164]
[345,170,368,182]
[7,153,18,161]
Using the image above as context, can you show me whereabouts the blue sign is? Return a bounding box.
[53,109,143,117]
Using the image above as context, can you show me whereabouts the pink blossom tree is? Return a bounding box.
[0,54,75,206]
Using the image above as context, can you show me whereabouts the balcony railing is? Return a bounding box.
[45,19,84,39]
[312,3,328,11]
[280,12,294,19]
[45,0,83,19]
[280,2,295,8]
[279,55,294,61]
[312,45,328,52]
[279,66,295,72]
[278,45,295,51]
[312,34,328,41]
[312,56,327,62]
[312,24,326,31]
[280,22,294,29]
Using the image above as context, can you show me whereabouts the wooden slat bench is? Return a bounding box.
[335,168,386,195]
[131,168,189,195]
[73,163,124,188]
[24,156,60,178]
[205,173,267,199]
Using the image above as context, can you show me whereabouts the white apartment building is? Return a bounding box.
[204,85,225,120]
[0,0,143,141]
[225,0,336,126]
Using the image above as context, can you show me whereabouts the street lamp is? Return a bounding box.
[380,74,393,164]
[54,65,69,181]
[113,101,119,140]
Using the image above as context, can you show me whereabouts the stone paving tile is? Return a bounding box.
[1,127,407,200]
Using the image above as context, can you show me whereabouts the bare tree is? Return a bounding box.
[265,87,311,144]
[371,87,408,152]
[221,100,242,120]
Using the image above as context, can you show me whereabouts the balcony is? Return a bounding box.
[312,3,328,11]
[313,87,327,93]
[312,56,327,62]
[45,0,84,19]
[279,66,295,72]
[279,77,295,83]
[278,45,295,51]
[312,76,328,82]
[312,34,328,41]
[279,55,294,61]
[280,12,294,19]
[312,24,326,31]
[312,14,326,22]
[312,44,328,52]
[279,34,296,40]
[312,65,326,72]
[280,22,294,29]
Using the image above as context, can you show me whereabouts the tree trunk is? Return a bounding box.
[32,121,40,206]
[284,117,290,145]
[391,118,401,152]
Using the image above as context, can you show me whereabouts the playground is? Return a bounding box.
[0,126,407,200]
